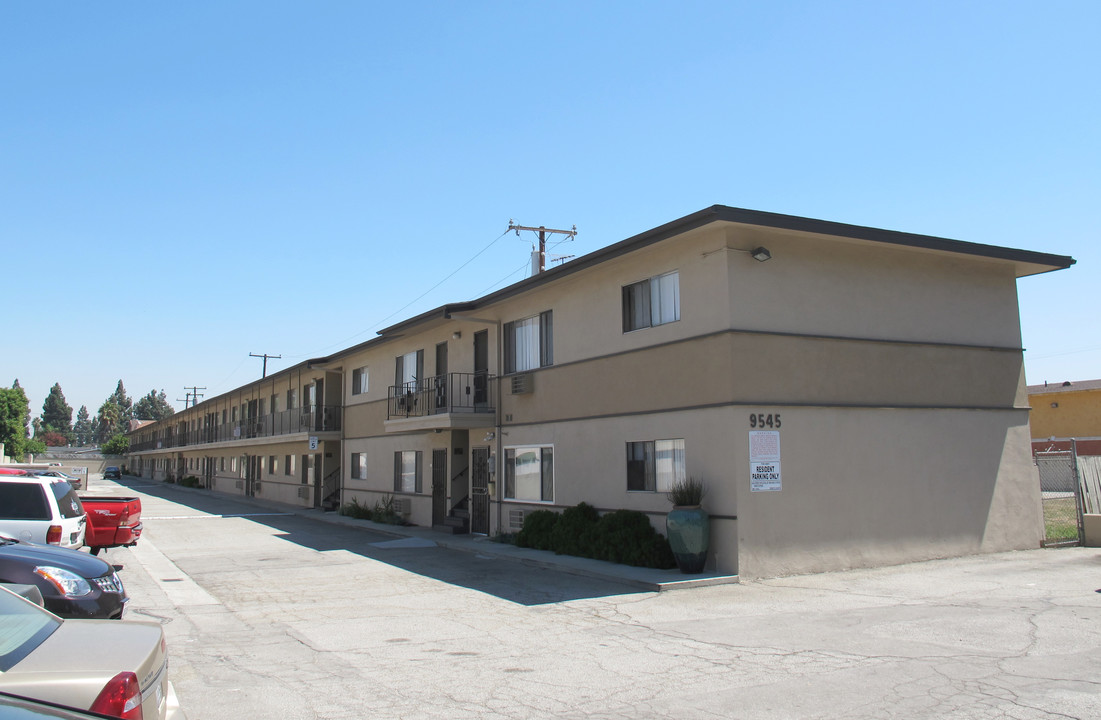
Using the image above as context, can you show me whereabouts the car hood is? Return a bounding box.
[0,541,110,578]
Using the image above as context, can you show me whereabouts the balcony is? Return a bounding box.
[386,373,495,431]
[129,405,341,452]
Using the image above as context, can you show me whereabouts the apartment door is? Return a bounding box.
[471,447,490,535]
[473,330,489,408]
[244,455,257,497]
[313,380,324,431]
[431,448,447,526]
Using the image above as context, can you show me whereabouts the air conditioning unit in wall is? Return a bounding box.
[510,373,533,395]
[393,498,411,515]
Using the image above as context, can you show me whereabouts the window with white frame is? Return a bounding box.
[394,451,421,493]
[623,271,680,332]
[504,446,554,502]
[230,457,238,473]
[626,438,685,492]
[285,455,295,476]
[351,452,367,480]
[352,366,369,395]
[504,311,553,373]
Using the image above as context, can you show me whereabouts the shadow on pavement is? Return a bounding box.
[115,478,651,606]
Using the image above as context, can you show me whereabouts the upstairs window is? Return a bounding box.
[623,271,680,332]
[352,366,369,395]
[504,311,553,373]
[395,350,423,390]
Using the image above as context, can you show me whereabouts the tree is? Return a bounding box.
[73,406,93,446]
[133,389,175,421]
[1,381,39,460]
[107,381,133,426]
[40,431,69,447]
[101,434,129,456]
[40,383,74,439]
[95,401,122,445]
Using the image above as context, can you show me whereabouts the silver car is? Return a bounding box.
[0,586,178,719]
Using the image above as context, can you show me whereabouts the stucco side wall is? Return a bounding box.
[726,225,1024,347]
[503,332,1027,427]
[734,407,1041,579]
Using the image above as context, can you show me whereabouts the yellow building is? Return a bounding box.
[1027,379,1101,454]
[129,206,1075,579]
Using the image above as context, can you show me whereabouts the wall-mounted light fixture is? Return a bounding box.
[750,246,771,262]
[484,431,496,442]
[452,331,461,340]
[1051,402,1059,408]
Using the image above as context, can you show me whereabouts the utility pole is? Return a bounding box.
[181,386,205,408]
[250,352,282,379]
[508,222,577,275]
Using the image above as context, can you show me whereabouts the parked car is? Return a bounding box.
[0,477,86,549]
[102,467,121,480]
[0,690,127,720]
[0,533,128,619]
[33,470,83,491]
[0,586,173,719]
[81,496,142,556]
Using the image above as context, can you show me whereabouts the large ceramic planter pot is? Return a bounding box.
[666,506,710,574]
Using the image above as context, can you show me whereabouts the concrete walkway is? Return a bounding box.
[105,475,737,591]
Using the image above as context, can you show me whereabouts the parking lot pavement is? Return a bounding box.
[95,476,1101,720]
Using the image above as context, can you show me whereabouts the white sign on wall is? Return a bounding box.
[71,467,88,475]
[309,436,319,450]
[749,430,782,492]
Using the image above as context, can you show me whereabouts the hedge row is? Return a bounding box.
[515,502,676,569]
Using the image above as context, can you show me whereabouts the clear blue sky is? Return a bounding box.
[2,2,1098,419]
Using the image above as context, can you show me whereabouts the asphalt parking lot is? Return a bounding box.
[89,476,1101,719]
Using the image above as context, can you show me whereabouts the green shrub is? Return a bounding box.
[341,495,404,525]
[178,475,202,488]
[590,509,676,569]
[516,509,559,550]
[550,501,600,557]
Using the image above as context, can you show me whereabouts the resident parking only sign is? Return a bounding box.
[750,430,782,492]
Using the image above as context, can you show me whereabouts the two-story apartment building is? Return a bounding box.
[129,205,1074,579]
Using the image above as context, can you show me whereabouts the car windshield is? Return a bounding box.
[0,588,61,672]
[49,483,84,519]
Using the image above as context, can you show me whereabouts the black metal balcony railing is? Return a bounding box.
[128,405,341,452]
[388,372,495,420]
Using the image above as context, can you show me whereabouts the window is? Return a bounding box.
[393,451,422,493]
[352,452,367,480]
[504,446,554,502]
[219,457,225,471]
[287,388,296,410]
[395,351,423,390]
[504,311,553,373]
[623,271,680,332]
[352,366,369,395]
[230,457,238,473]
[271,394,280,414]
[269,456,277,474]
[626,438,685,492]
[285,455,295,476]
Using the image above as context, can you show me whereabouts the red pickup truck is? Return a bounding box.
[80,496,143,555]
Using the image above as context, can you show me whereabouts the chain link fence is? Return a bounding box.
[1035,451,1083,547]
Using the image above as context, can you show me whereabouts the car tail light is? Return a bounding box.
[46,525,62,545]
[89,671,143,719]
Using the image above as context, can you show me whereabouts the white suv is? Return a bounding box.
[0,476,87,548]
